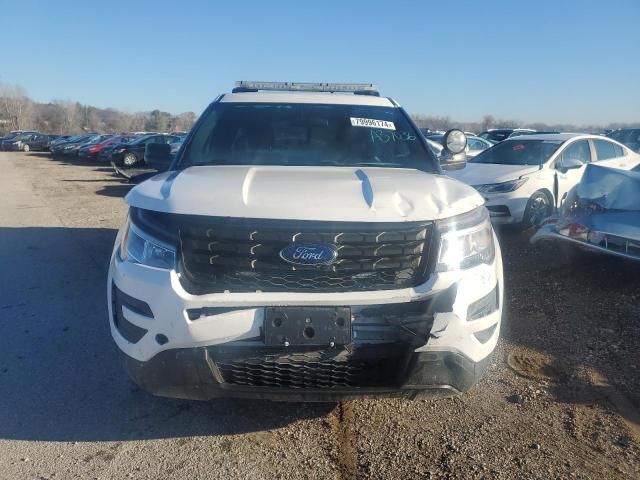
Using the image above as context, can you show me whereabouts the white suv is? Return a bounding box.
[107,82,503,401]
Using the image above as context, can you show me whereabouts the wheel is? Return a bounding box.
[123,153,137,167]
[22,144,30,152]
[523,191,552,228]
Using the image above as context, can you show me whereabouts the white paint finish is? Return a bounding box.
[126,166,484,223]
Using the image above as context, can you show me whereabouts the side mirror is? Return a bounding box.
[144,143,172,171]
[556,157,582,173]
[439,129,468,171]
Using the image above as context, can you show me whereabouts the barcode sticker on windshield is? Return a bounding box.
[350,117,396,130]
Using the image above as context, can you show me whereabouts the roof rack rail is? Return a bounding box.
[232,81,379,96]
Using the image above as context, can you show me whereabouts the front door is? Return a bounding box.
[554,139,590,205]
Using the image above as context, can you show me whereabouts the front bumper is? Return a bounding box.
[122,346,492,401]
[483,194,528,224]
[109,152,126,165]
[79,150,97,160]
[531,219,640,262]
[61,149,80,156]
[108,231,503,401]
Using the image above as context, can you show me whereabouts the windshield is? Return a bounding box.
[179,103,435,171]
[129,135,153,145]
[471,139,563,165]
[13,133,34,141]
[65,135,89,143]
[479,130,512,142]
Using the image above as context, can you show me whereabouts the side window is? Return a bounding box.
[559,140,590,166]
[468,139,484,151]
[593,139,620,161]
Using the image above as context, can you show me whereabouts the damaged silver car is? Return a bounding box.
[531,163,640,261]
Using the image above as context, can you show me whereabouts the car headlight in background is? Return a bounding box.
[119,219,175,269]
[473,178,528,194]
[436,207,495,271]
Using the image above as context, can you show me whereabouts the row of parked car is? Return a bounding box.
[0,130,186,178]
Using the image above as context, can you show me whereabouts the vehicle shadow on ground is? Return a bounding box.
[0,226,334,443]
[497,228,640,435]
[94,184,134,197]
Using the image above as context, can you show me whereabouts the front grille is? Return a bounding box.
[178,218,435,293]
[212,346,409,389]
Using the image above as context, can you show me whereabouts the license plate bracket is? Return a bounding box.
[264,306,352,346]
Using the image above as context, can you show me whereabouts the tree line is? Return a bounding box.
[0,83,197,135]
[411,114,639,134]
[1,82,637,136]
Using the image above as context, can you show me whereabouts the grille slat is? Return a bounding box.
[213,347,408,389]
[177,219,434,293]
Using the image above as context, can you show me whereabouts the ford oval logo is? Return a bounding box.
[279,244,338,266]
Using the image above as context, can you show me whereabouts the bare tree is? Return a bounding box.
[480,115,495,131]
[173,111,197,132]
[0,83,34,130]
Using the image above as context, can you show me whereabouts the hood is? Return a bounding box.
[574,163,640,211]
[446,162,540,186]
[125,165,484,222]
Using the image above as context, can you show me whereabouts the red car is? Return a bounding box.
[78,134,138,161]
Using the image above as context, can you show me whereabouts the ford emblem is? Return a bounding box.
[279,244,338,266]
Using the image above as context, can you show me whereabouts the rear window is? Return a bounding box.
[471,139,563,165]
[593,139,624,160]
[179,102,436,171]
[479,130,512,142]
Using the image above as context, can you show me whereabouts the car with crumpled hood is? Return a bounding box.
[531,163,640,261]
[108,81,504,402]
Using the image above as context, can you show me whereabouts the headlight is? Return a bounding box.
[436,207,495,271]
[119,220,175,269]
[474,178,528,194]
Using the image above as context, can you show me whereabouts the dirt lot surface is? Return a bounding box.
[0,151,639,479]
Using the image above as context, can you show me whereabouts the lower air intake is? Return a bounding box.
[212,346,409,389]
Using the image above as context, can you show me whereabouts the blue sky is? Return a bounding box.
[1,0,638,124]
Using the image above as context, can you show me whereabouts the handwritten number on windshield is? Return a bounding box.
[370,129,417,143]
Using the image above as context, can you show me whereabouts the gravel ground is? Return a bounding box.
[0,151,638,480]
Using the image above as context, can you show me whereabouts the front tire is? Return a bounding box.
[523,191,552,228]
[123,153,137,167]
[22,144,30,152]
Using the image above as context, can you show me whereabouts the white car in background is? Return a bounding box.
[448,133,640,227]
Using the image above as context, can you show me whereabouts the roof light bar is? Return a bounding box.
[234,81,378,94]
